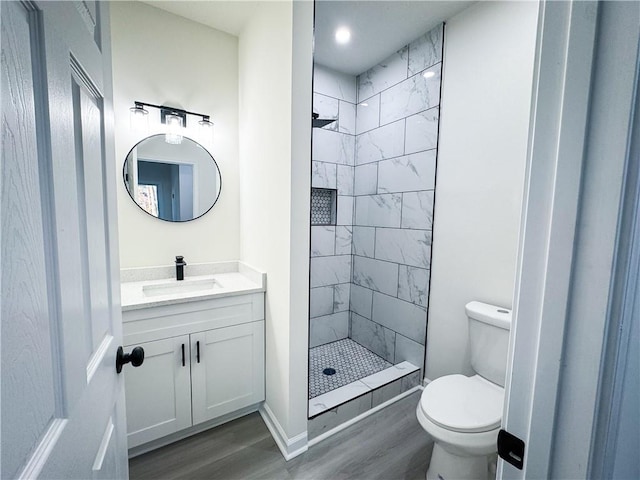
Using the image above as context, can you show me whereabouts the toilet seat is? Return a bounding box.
[419,374,504,433]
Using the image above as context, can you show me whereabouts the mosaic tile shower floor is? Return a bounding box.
[309,338,392,399]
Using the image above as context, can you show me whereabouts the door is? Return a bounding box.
[124,336,191,448]
[1,2,128,478]
[499,1,640,478]
[191,322,265,425]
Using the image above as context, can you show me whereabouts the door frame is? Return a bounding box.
[500,1,640,478]
[589,46,640,478]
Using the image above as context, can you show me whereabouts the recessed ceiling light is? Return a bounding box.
[423,71,436,79]
[335,27,351,45]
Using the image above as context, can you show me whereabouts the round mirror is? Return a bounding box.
[123,135,221,222]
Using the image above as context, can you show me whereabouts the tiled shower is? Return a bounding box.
[309,24,443,420]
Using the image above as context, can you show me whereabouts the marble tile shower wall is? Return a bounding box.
[309,25,443,369]
[350,24,443,371]
[309,64,357,347]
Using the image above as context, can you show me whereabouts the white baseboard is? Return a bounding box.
[259,403,308,461]
[308,385,423,447]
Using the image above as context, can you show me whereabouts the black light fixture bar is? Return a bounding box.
[133,101,211,127]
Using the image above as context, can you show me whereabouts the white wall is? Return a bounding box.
[111,2,239,268]
[238,0,312,448]
[288,1,314,445]
[426,1,538,380]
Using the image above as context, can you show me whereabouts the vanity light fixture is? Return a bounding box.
[129,102,149,130]
[164,114,184,145]
[129,101,214,145]
[198,116,214,143]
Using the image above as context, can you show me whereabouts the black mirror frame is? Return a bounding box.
[123,134,222,223]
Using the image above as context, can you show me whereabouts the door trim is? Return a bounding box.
[500,2,598,476]
[500,1,640,477]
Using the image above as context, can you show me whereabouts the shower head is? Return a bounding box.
[312,112,337,128]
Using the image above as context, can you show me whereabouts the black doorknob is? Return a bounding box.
[116,346,145,374]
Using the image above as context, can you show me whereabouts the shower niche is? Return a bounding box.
[310,188,337,226]
[308,23,443,433]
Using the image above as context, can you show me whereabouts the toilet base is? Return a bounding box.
[426,443,492,480]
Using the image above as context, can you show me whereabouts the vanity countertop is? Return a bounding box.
[120,261,265,311]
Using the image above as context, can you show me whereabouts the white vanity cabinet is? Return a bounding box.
[122,292,265,450]
[124,335,192,448]
[191,321,265,425]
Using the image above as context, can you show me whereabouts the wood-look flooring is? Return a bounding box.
[129,391,433,480]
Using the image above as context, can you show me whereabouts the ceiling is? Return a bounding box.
[314,1,474,75]
[140,1,262,36]
[143,0,475,76]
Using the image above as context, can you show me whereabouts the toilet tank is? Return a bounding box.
[466,301,512,387]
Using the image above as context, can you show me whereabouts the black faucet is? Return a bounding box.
[175,256,187,281]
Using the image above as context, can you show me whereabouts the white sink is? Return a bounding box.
[142,278,221,297]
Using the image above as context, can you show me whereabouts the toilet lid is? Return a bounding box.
[420,375,504,433]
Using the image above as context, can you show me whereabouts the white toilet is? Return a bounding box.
[416,301,512,480]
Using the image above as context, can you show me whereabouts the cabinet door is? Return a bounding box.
[124,336,192,448]
[191,321,265,425]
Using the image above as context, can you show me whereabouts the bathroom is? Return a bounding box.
[113,0,534,471]
[2,1,638,479]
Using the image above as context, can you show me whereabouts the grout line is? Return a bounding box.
[370,288,427,311]
[355,145,438,167]
[357,60,442,105]
[331,283,337,314]
[372,226,377,258]
[374,161,379,195]
[403,117,408,156]
[350,219,433,232]
[359,82,442,136]
[351,224,431,233]
[397,259,402,298]
[316,126,358,139]
[314,91,357,106]
[393,330,398,364]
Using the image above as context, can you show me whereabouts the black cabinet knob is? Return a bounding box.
[116,346,145,374]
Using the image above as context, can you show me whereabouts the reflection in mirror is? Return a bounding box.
[123,135,221,222]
